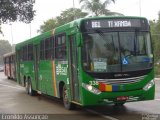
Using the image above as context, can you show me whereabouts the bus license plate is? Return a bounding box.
[117,96,129,101]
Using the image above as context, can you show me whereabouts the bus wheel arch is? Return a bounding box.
[62,84,75,110]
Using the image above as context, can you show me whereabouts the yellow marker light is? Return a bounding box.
[105,85,112,92]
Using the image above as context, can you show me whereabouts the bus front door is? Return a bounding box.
[68,35,79,102]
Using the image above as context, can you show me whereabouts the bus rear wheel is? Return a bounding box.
[27,79,36,96]
[62,85,74,110]
[25,80,29,94]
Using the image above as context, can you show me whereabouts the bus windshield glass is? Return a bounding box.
[82,31,153,72]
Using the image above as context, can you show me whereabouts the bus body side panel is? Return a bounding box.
[5,63,10,78]
[3,53,16,80]
[12,55,16,79]
[19,61,34,86]
[16,51,20,84]
[11,63,16,79]
[54,59,68,98]
[38,60,54,96]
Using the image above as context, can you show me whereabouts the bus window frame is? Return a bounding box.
[55,33,67,60]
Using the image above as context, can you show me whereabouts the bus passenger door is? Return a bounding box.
[34,45,40,90]
[68,35,79,102]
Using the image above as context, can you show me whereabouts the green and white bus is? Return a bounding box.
[15,16,155,109]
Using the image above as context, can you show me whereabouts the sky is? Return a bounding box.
[0,0,160,45]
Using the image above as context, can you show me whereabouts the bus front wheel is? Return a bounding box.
[62,85,74,110]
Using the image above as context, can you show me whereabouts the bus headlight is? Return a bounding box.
[143,80,155,91]
[82,83,101,95]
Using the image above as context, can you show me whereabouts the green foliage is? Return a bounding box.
[38,19,58,33]
[150,12,160,75]
[56,8,88,26]
[0,0,35,23]
[38,8,88,33]
[0,40,12,64]
[80,0,123,16]
[150,17,160,62]
[155,64,160,76]
[0,0,35,33]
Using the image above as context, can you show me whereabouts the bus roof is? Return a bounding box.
[3,52,15,57]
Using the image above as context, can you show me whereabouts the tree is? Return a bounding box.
[0,0,35,33]
[80,0,123,16]
[38,19,58,33]
[56,8,88,26]
[150,12,160,62]
[0,40,12,64]
[38,8,88,33]
[150,12,160,75]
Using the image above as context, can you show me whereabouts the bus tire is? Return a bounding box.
[62,85,75,110]
[25,80,29,94]
[28,79,36,96]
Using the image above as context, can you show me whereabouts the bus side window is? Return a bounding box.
[45,38,52,60]
[28,44,33,60]
[55,34,66,60]
[52,37,55,59]
[40,40,45,60]
[22,45,28,61]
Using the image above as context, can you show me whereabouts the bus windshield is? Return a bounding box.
[82,31,153,72]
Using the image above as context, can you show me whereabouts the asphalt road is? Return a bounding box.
[0,72,160,120]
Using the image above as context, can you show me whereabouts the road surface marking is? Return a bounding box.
[0,83,24,90]
[85,109,119,120]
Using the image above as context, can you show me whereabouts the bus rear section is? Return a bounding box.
[3,52,16,80]
[79,17,155,106]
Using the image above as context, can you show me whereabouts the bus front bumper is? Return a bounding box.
[81,84,155,106]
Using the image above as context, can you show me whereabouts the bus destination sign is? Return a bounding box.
[85,19,143,29]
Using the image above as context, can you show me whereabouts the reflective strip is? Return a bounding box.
[99,82,105,91]
[99,83,119,92]
[52,60,58,97]
[105,84,112,92]
[112,85,118,92]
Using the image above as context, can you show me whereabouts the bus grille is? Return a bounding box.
[96,75,146,85]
